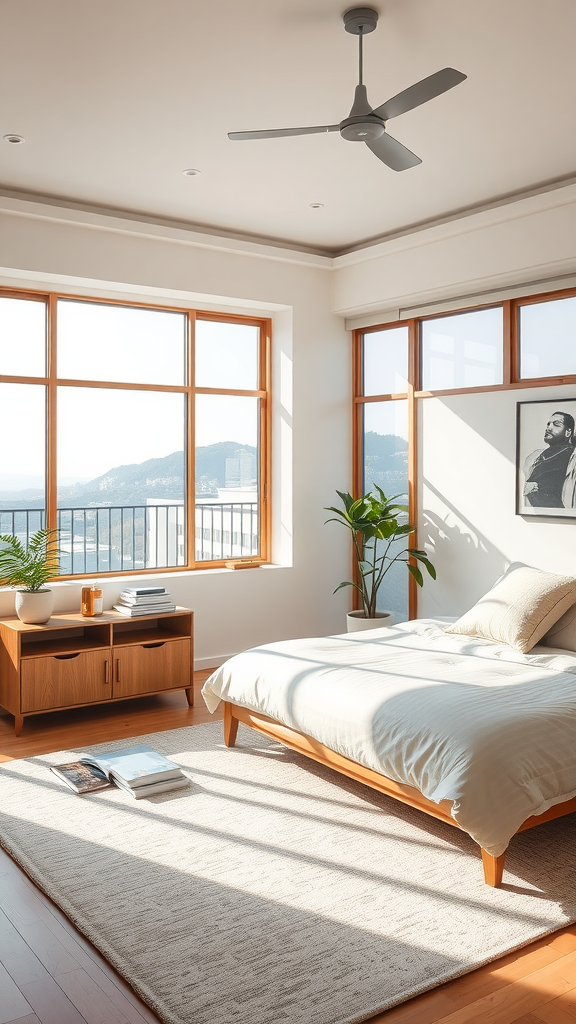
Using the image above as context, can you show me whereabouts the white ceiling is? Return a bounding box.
[2,0,576,254]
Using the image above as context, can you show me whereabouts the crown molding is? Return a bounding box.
[334,175,576,267]
[3,174,576,274]
[0,190,333,270]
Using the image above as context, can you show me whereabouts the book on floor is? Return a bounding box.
[80,743,184,786]
[111,775,190,799]
[50,761,113,794]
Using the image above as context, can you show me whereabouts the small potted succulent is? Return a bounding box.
[325,487,436,629]
[0,528,60,623]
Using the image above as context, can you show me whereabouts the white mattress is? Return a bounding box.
[202,619,576,856]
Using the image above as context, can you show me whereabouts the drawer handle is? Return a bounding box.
[54,652,80,660]
[143,641,165,649]
[104,660,110,685]
[116,658,120,682]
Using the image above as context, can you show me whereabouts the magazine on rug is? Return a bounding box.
[80,744,185,786]
[49,761,113,794]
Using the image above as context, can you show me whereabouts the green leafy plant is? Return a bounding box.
[325,487,436,619]
[0,529,60,592]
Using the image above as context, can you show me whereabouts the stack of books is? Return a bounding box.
[114,585,176,616]
[50,744,189,798]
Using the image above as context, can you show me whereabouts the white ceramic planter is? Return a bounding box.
[15,588,54,624]
[346,609,393,632]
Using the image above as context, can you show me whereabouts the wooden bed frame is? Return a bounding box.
[223,701,576,887]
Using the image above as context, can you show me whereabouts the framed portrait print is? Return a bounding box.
[516,398,576,517]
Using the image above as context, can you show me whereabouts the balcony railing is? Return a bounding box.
[195,501,259,562]
[0,501,259,575]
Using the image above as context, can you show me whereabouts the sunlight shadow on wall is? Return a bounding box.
[420,476,506,616]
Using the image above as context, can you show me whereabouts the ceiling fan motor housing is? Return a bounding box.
[340,116,385,142]
[343,7,379,34]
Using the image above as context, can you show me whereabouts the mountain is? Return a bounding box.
[0,443,258,509]
[363,431,408,495]
[196,441,257,495]
[0,433,405,509]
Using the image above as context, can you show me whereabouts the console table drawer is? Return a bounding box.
[21,650,111,712]
[113,638,191,698]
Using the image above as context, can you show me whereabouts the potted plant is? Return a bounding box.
[325,487,436,630]
[0,528,60,624]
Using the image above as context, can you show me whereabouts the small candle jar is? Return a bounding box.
[81,585,93,616]
[81,584,103,616]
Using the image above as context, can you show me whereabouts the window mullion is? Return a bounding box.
[260,319,271,562]
[503,299,513,385]
[407,319,418,619]
[187,311,196,570]
[46,294,58,535]
[508,299,519,383]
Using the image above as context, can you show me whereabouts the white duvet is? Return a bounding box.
[202,619,576,856]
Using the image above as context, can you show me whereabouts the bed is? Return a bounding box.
[202,616,576,887]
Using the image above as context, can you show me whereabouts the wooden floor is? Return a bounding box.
[1,674,576,1024]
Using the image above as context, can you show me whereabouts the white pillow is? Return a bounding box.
[541,601,576,652]
[445,563,576,654]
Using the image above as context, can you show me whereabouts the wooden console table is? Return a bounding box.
[0,608,194,735]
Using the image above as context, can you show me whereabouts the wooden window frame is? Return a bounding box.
[0,287,272,579]
[353,320,417,618]
[353,285,576,619]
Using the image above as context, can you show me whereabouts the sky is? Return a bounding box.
[421,307,503,390]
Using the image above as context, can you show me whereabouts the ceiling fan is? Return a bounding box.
[228,7,466,171]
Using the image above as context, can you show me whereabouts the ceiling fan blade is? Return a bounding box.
[228,125,340,141]
[366,132,421,171]
[372,68,467,121]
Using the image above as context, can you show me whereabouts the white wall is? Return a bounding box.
[418,385,576,616]
[333,182,576,618]
[0,198,352,665]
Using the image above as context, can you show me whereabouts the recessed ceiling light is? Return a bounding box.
[182,168,201,176]
[309,203,324,209]
[3,134,25,145]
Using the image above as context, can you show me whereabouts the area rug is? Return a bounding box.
[2,723,576,1024]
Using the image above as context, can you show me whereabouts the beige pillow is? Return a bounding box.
[541,602,576,651]
[445,563,576,653]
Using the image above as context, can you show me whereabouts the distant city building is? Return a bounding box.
[224,450,256,488]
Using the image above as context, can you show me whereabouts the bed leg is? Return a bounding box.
[481,849,505,887]
[223,702,239,747]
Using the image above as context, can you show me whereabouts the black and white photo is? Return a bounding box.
[516,398,576,517]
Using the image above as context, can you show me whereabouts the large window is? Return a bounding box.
[0,292,270,577]
[355,325,410,622]
[354,287,576,620]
